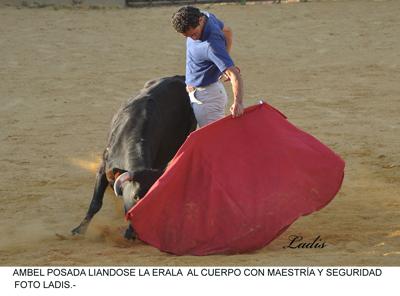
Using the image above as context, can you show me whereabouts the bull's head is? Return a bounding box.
[113,171,138,212]
[107,168,163,213]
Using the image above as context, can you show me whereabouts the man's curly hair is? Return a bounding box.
[172,6,203,33]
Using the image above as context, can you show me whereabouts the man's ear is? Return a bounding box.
[200,15,206,26]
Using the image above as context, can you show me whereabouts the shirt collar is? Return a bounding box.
[200,14,210,41]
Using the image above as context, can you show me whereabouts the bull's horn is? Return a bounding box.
[113,172,134,197]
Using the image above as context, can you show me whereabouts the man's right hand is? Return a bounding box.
[230,101,244,118]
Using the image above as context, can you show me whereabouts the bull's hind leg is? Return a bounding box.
[71,163,108,236]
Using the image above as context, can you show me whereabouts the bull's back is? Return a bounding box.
[141,76,196,168]
[105,76,196,171]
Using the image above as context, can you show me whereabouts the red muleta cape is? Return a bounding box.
[126,102,345,255]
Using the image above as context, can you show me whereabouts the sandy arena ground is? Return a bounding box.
[0,0,399,266]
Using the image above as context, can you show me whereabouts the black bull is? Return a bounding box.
[72,76,197,239]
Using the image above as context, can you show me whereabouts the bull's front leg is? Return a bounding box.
[71,163,108,236]
[124,224,136,240]
[121,180,138,240]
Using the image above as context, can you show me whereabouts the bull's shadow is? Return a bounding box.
[72,75,197,239]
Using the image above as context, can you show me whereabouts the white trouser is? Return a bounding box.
[188,81,228,128]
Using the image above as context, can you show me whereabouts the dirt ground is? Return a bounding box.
[0,0,399,266]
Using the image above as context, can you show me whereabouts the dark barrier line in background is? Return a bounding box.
[3,0,301,9]
[126,0,285,8]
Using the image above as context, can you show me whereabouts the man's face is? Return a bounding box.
[182,16,204,40]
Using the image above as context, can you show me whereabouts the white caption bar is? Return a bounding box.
[0,267,397,296]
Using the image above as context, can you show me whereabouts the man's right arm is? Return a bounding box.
[224,66,244,118]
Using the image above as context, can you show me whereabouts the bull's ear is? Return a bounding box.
[133,169,164,198]
[132,169,163,184]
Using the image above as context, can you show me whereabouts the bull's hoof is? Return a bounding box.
[124,226,136,240]
[71,219,90,236]
[71,224,87,236]
[71,227,82,236]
